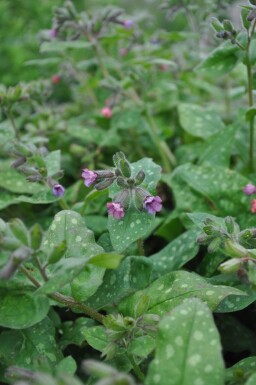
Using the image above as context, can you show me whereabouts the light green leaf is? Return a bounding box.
[0,192,19,210]
[40,40,92,53]
[88,252,123,269]
[146,298,225,385]
[129,335,155,358]
[0,163,43,194]
[196,42,242,75]
[16,190,60,204]
[45,150,61,177]
[55,356,77,376]
[198,125,237,167]
[59,318,95,349]
[178,103,225,139]
[83,326,108,352]
[225,357,256,384]
[246,373,256,385]
[111,109,142,130]
[0,289,49,329]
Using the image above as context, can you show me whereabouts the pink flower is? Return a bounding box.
[51,74,61,84]
[123,20,134,29]
[144,195,162,214]
[52,184,65,197]
[107,202,125,220]
[81,169,97,187]
[101,107,112,118]
[49,28,57,39]
[243,183,256,196]
[119,47,128,56]
[251,199,256,213]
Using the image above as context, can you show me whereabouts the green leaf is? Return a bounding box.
[146,298,225,385]
[246,373,256,385]
[0,317,62,371]
[178,103,225,139]
[45,150,61,177]
[59,318,95,349]
[129,335,155,358]
[198,125,237,167]
[111,109,142,130]
[196,41,242,76]
[149,229,199,278]
[40,40,92,53]
[88,252,123,269]
[108,158,161,252]
[0,289,49,329]
[16,190,61,204]
[225,357,256,384]
[83,326,108,352]
[118,271,247,317]
[86,256,152,310]
[55,356,77,376]
[0,191,18,210]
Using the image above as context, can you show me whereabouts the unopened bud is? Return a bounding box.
[26,175,42,182]
[18,166,39,176]
[119,159,131,178]
[30,223,43,250]
[95,170,115,179]
[247,9,256,22]
[11,157,26,168]
[134,187,149,211]
[225,216,237,234]
[135,170,145,186]
[142,313,160,325]
[95,178,114,190]
[113,151,126,168]
[196,233,210,245]
[208,237,222,254]
[116,176,129,188]
[14,143,32,157]
[219,258,241,274]
[203,225,220,236]
[114,189,131,210]
[224,239,248,258]
[211,17,224,32]
[216,31,229,39]
[134,294,150,317]
[223,19,235,32]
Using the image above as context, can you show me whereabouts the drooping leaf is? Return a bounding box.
[40,40,92,53]
[119,270,247,317]
[146,298,225,385]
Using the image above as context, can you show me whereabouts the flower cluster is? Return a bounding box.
[243,183,256,213]
[81,152,162,220]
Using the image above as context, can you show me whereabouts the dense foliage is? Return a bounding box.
[2,1,256,385]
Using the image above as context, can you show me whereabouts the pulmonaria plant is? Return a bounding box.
[81,152,162,220]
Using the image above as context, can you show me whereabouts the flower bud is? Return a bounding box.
[114,189,131,210]
[95,178,115,190]
[248,10,256,22]
[211,17,223,32]
[30,223,43,251]
[9,218,29,246]
[225,216,239,234]
[208,237,222,254]
[196,233,210,245]
[116,176,129,188]
[223,19,235,33]
[216,31,229,39]
[135,170,145,186]
[18,166,39,176]
[95,170,115,179]
[142,313,160,325]
[219,258,241,274]
[134,187,149,211]
[14,143,33,157]
[26,175,42,182]
[224,239,248,258]
[11,157,26,168]
[119,159,131,178]
[113,152,126,168]
[203,225,220,236]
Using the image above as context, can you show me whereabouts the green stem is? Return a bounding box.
[6,108,19,139]
[19,265,104,324]
[34,257,48,281]
[246,19,256,172]
[126,352,145,383]
[59,198,70,210]
[136,238,145,256]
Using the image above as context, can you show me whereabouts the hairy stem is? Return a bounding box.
[126,352,145,383]
[19,265,104,323]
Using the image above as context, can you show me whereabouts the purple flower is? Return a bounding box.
[49,28,57,39]
[81,169,98,187]
[107,202,125,220]
[243,183,256,196]
[144,195,162,214]
[52,184,65,197]
[123,20,134,29]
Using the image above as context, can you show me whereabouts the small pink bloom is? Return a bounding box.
[51,74,61,84]
[119,47,128,56]
[81,169,97,187]
[123,20,134,29]
[101,107,112,118]
[251,199,256,213]
[243,183,256,196]
[160,64,169,72]
[144,195,162,214]
[49,28,57,39]
[52,184,65,197]
[107,202,125,220]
